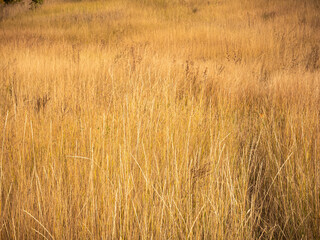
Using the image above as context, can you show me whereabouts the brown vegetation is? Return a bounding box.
[0,0,320,238]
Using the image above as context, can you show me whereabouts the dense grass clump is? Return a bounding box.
[0,0,320,239]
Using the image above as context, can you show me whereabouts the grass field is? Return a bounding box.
[0,0,320,238]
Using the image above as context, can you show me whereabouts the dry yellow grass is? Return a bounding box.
[0,0,320,238]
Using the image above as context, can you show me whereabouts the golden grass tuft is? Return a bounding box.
[0,0,320,238]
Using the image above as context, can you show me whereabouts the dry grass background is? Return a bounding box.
[0,0,320,238]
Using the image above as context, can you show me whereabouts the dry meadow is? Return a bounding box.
[0,0,320,238]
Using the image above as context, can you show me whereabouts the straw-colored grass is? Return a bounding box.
[0,0,320,238]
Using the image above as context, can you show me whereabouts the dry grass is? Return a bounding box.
[0,0,320,239]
